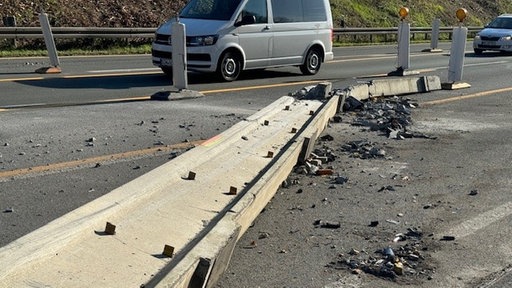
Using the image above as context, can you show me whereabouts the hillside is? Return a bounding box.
[1,0,511,29]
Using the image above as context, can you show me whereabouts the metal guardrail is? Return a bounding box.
[0,27,156,39]
[0,26,482,40]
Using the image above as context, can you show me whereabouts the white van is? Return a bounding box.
[151,0,334,81]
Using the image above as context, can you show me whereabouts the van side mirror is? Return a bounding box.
[235,15,256,27]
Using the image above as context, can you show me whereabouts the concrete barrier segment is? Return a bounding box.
[340,75,442,103]
[369,75,442,97]
[151,94,340,288]
[0,96,299,284]
[0,90,337,288]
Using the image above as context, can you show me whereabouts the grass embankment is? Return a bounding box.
[1,0,512,56]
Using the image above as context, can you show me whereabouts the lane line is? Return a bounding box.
[442,202,512,239]
[0,71,160,83]
[87,68,160,73]
[0,140,202,180]
[422,86,512,106]
[62,71,161,78]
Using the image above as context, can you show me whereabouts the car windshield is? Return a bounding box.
[180,0,242,20]
[487,17,512,29]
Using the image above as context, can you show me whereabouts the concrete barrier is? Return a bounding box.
[342,75,442,101]
[0,90,339,288]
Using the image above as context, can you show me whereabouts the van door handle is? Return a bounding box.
[263,25,270,30]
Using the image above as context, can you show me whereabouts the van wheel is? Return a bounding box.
[218,51,241,81]
[300,48,322,75]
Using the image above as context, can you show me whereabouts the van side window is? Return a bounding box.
[271,0,326,23]
[241,0,268,24]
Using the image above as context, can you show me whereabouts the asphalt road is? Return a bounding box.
[1,42,512,287]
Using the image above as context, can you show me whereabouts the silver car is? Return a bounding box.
[473,14,512,55]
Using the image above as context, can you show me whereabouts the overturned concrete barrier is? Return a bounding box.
[0,89,339,288]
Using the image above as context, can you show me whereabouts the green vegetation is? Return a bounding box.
[0,44,152,57]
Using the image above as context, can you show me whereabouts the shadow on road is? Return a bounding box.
[13,69,302,89]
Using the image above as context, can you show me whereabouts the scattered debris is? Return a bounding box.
[334,176,348,185]
[314,220,341,229]
[341,140,387,159]
[378,185,396,192]
[332,115,343,123]
[320,134,334,141]
[469,189,478,196]
[440,236,456,241]
[327,227,434,281]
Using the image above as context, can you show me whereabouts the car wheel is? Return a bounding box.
[218,51,241,81]
[474,48,483,55]
[300,48,322,75]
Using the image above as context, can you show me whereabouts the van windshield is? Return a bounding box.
[180,0,242,20]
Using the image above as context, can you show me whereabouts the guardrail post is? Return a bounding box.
[2,16,17,47]
[36,12,61,74]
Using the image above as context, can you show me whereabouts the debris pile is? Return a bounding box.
[340,140,387,159]
[328,227,435,281]
[343,96,434,140]
[294,146,337,176]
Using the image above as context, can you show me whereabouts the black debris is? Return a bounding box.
[328,227,434,281]
[341,140,386,159]
[440,236,456,241]
[369,220,379,227]
[314,220,341,229]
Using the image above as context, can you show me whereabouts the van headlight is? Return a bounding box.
[187,35,218,46]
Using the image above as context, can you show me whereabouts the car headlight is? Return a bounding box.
[187,35,218,46]
[500,35,512,41]
[474,35,481,40]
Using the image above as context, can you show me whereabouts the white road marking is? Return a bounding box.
[443,201,512,239]
[87,67,160,73]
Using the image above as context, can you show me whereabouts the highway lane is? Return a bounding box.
[2,41,512,286]
[0,42,480,108]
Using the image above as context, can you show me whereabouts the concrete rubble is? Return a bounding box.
[342,95,436,140]
[326,227,434,280]
[277,86,444,284]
